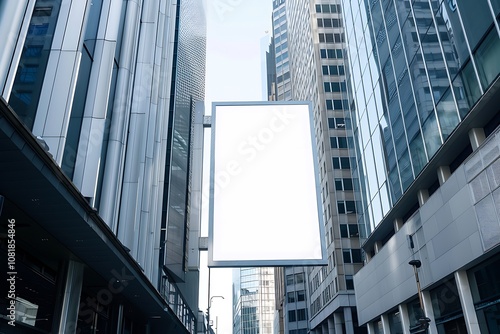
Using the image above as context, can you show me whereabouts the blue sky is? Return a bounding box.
[200,1,273,333]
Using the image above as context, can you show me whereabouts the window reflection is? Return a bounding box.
[422,112,441,158]
[435,87,459,140]
[474,27,500,91]
[9,1,61,129]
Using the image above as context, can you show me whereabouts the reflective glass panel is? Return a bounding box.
[475,27,500,90]
[456,0,493,52]
[422,112,441,158]
[435,86,459,141]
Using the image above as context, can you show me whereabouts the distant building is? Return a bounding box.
[271,0,366,333]
[233,268,276,334]
[0,0,205,332]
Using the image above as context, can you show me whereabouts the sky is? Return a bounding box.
[199,1,273,333]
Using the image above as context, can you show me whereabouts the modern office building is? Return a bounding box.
[0,0,205,333]
[233,268,276,334]
[339,0,500,332]
[271,0,366,333]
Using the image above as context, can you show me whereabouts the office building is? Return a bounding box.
[233,268,276,334]
[0,0,205,332]
[271,0,366,333]
[340,0,500,332]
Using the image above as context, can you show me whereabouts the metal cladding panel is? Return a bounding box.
[208,101,327,267]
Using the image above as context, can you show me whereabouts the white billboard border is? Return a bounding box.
[207,100,328,267]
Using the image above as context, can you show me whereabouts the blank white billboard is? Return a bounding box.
[208,101,327,267]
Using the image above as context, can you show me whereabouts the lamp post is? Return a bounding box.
[207,295,224,334]
[408,259,431,332]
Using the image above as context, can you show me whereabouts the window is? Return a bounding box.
[322,4,330,13]
[332,157,350,169]
[337,200,356,214]
[288,310,296,322]
[297,290,305,301]
[333,99,343,109]
[340,224,359,237]
[320,49,327,58]
[19,65,38,83]
[315,4,321,12]
[346,275,354,290]
[287,292,295,303]
[295,272,305,284]
[326,99,333,110]
[328,118,335,128]
[330,137,348,149]
[322,65,329,75]
[335,178,353,190]
[297,309,307,321]
[286,274,294,285]
[317,18,323,27]
[325,33,334,43]
[343,249,362,263]
[338,65,345,75]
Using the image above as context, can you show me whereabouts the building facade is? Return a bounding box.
[0,0,206,332]
[233,268,276,334]
[340,0,500,332]
[271,0,366,333]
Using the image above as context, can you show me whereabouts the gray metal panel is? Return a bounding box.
[354,127,500,324]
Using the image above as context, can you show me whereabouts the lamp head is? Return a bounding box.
[409,259,422,268]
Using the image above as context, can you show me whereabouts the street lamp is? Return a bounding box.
[408,259,431,332]
[207,295,224,334]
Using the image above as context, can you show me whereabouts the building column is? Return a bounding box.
[417,189,429,206]
[437,166,451,185]
[343,307,354,334]
[394,218,404,232]
[51,260,84,333]
[322,321,329,334]
[366,322,374,334]
[72,0,125,202]
[328,316,336,334]
[421,291,438,334]
[115,304,124,334]
[374,241,383,254]
[334,312,344,334]
[381,314,390,333]
[99,0,142,231]
[455,271,481,333]
[398,303,411,334]
[469,128,486,150]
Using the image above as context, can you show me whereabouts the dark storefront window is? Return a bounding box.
[469,256,500,333]
[388,310,404,334]
[0,245,57,333]
[430,278,467,334]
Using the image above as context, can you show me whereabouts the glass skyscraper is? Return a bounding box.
[233,268,276,334]
[341,0,500,332]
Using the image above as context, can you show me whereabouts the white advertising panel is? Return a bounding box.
[208,101,327,267]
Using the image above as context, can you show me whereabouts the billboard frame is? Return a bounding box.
[208,101,327,267]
